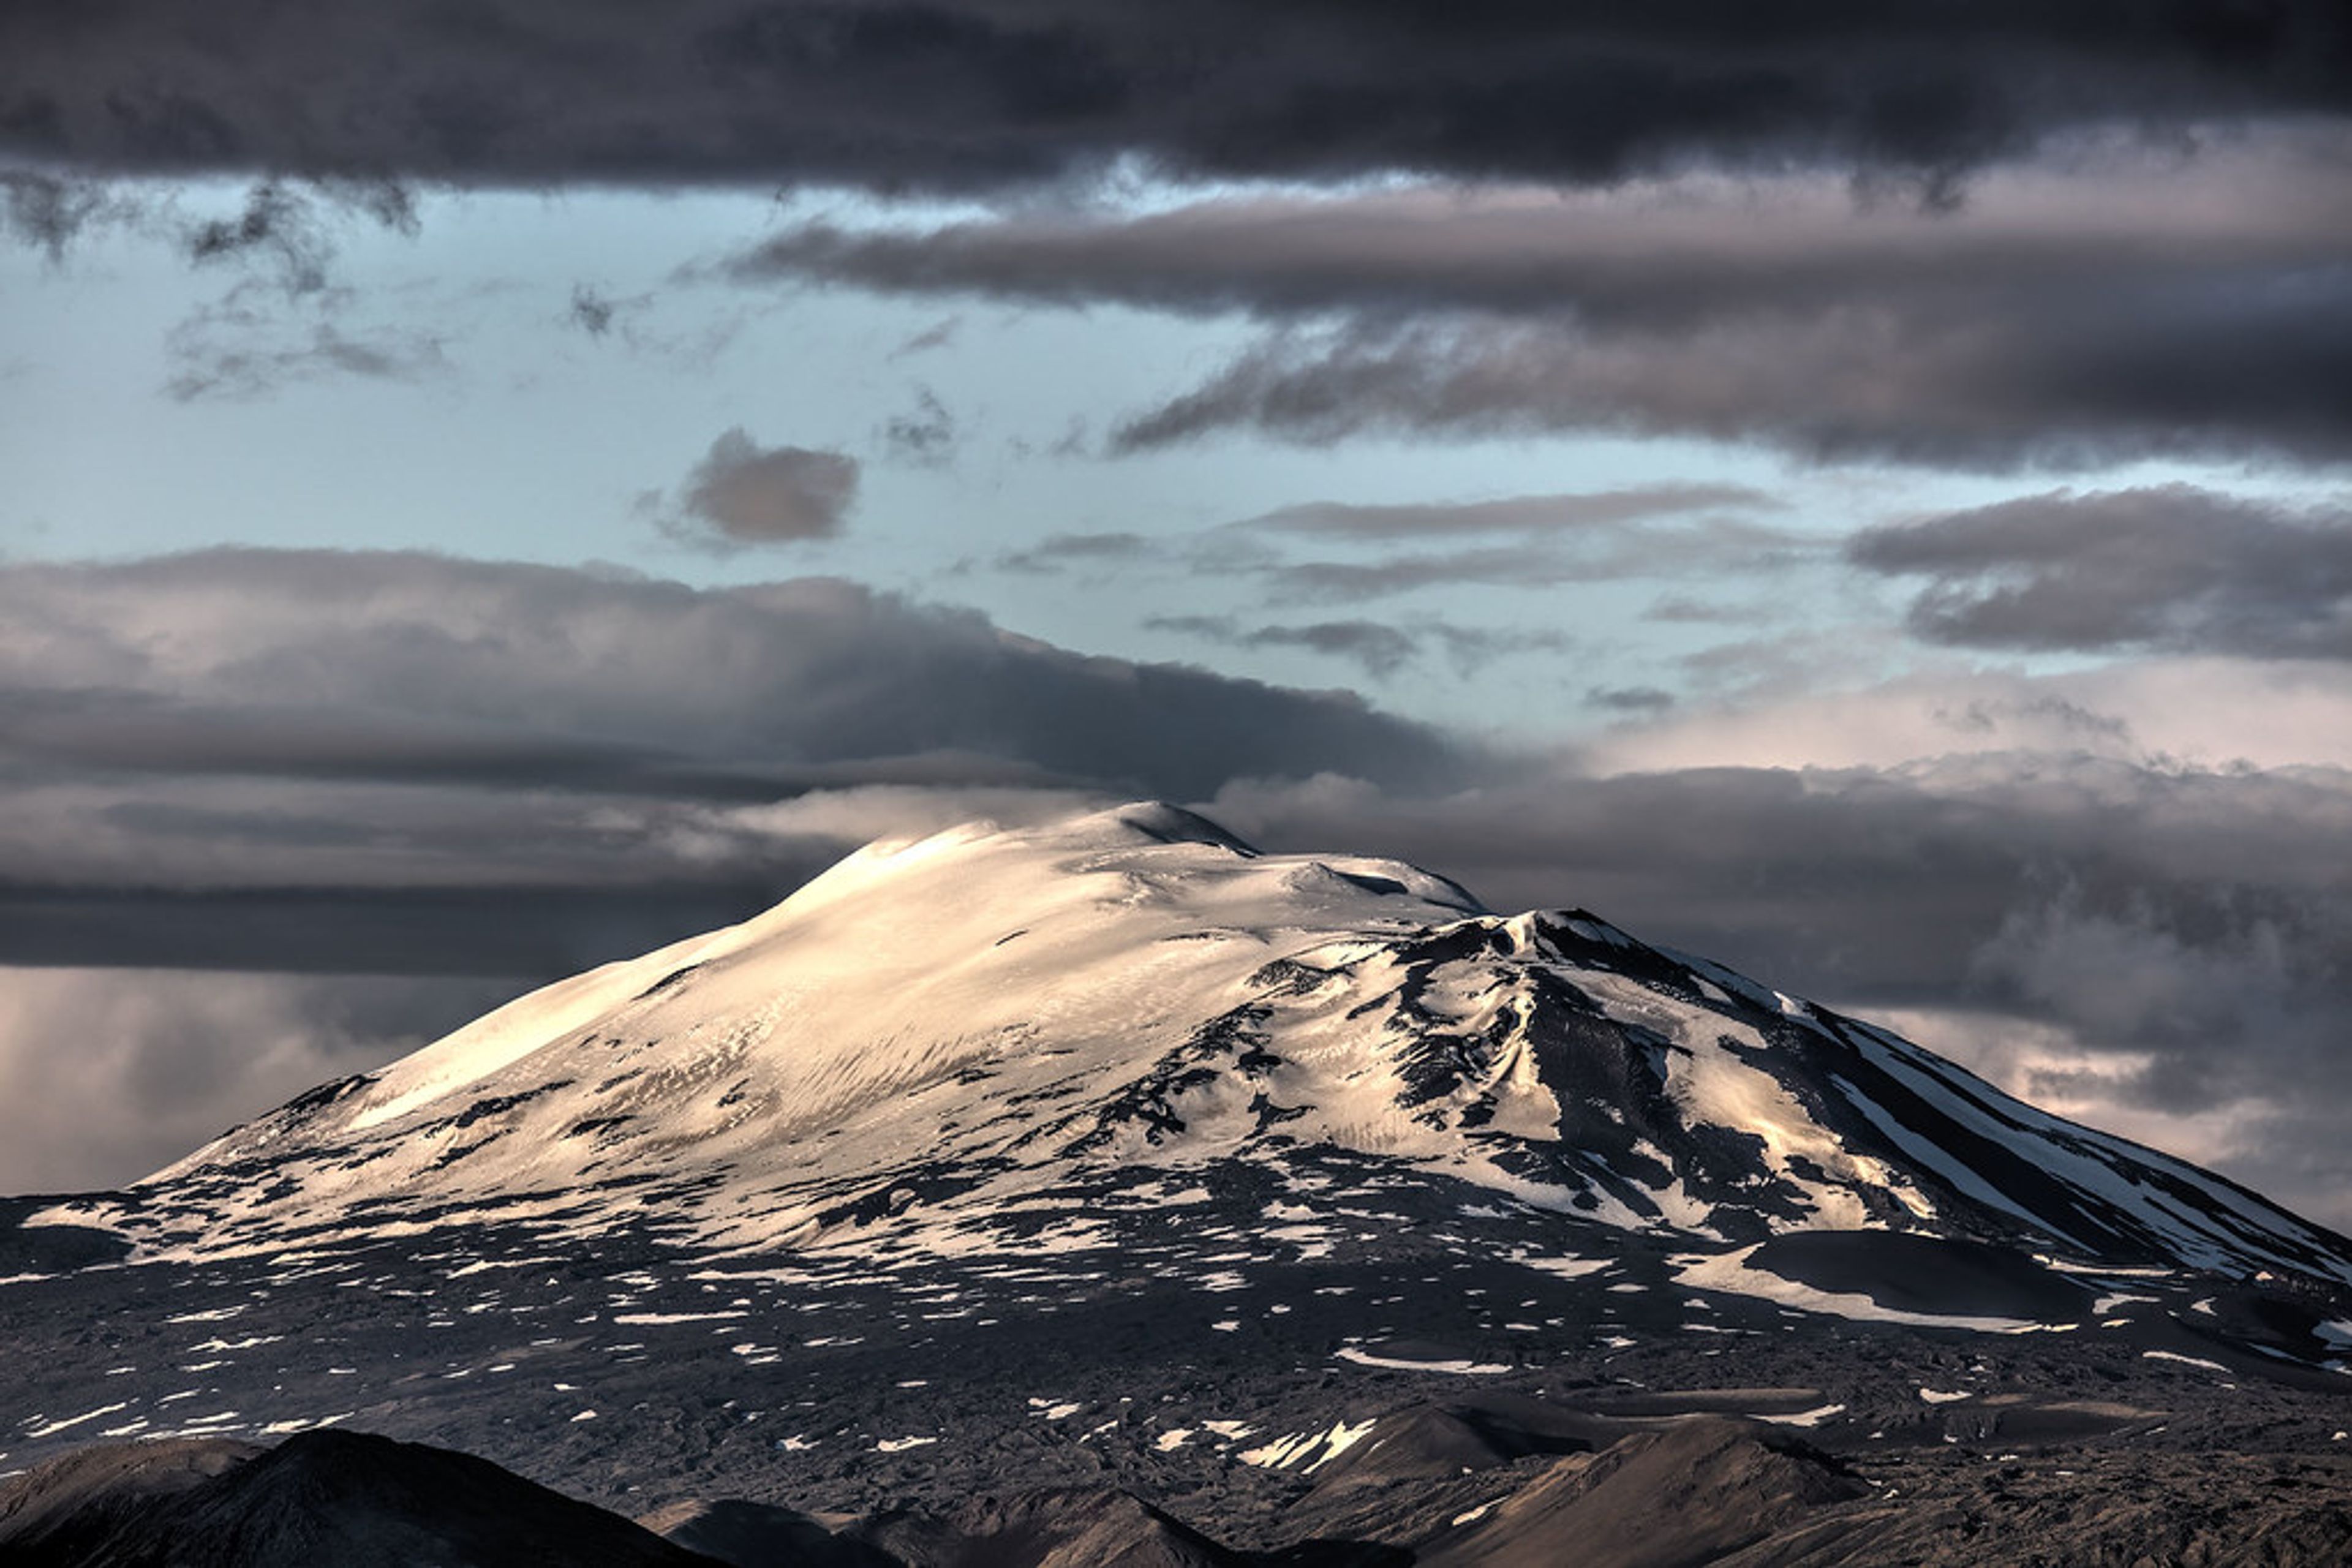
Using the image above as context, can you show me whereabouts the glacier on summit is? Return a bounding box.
[66,802,2352,1306]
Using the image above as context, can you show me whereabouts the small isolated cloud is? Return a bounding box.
[568,283,619,336]
[890,317,961,358]
[655,428,861,549]
[880,386,957,466]
[562,282,659,342]
[1586,685,1676,713]
[1850,484,2352,660]
[995,531,1159,575]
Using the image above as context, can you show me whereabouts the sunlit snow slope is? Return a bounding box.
[102,804,2352,1293]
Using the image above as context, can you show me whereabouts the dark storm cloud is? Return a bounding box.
[4,2,2345,190]
[658,428,862,547]
[1110,303,2352,469]
[1851,485,2352,659]
[0,548,1468,973]
[736,158,2351,320]
[732,149,2352,470]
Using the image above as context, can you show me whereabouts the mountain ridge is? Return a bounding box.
[56,802,2352,1319]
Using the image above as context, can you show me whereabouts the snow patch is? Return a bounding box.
[1335,1347,1509,1375]
[1242,1419,1377,1472]
[1676,1246,2045,1333]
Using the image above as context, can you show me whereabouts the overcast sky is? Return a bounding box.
[3,2,2349,1228]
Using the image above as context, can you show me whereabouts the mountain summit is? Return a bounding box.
[87,802,2352,1314]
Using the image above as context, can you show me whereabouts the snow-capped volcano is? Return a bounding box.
[21,799,2352,1526]
[102,802,2352,1305]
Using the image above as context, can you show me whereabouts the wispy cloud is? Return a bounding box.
[989,484,1812,604]
[1238,484,1785,541]
[1145,613,1569,680]
[163,311,450,401]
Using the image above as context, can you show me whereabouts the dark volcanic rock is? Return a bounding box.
[846,1486,1404,1568]
[0,1197,132,1273]
[641,1497,898,1567]
[1307,1395,1606,1487]
[0,1429,720,1567]
[1742,1230,2090,1322]
[1733,1449,2352,1566]
[853,1487,1245,1568]
[0,1438,260,1564]
[1416,1417,1868,1568]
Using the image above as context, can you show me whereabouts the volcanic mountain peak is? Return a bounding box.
[64,803,2352,1329]
[15,804,2352,1558]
